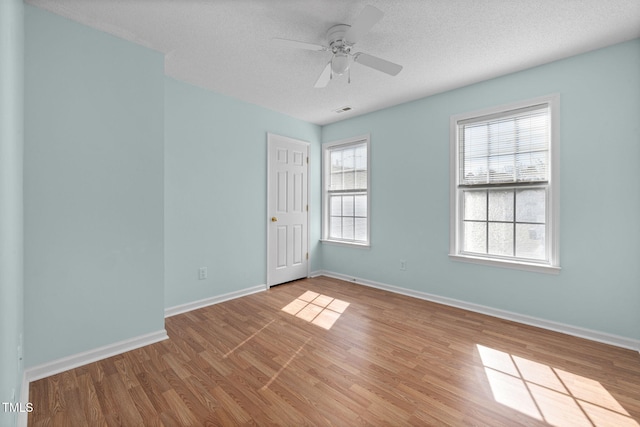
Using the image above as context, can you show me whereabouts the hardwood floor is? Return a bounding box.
[29,276,640,426]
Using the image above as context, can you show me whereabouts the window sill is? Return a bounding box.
[320,239,370,249]
[449,254,561,274]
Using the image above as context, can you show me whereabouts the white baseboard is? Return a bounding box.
[24,329,169,383]
[314,270,640,352]
[165,284,267,318]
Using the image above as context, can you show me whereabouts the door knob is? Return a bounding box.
[271,217,278,222]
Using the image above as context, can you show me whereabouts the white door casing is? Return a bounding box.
[267,133,309,287]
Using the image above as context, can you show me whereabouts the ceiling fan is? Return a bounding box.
[273,5,403,88]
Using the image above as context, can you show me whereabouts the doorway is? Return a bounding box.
[266,133,310,287]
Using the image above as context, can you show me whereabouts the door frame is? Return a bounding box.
[266,133,311,288]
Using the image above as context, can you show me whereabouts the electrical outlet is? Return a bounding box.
[400,259,407,270]
[198,267,208,280]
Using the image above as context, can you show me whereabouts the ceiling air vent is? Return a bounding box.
[334,106,352,113]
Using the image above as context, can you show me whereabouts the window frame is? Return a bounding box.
[449,95,561,274]
[321,134,371,247]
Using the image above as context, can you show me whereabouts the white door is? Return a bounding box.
[267,133,309,287]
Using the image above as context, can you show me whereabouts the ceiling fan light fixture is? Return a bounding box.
[331,52,349,75]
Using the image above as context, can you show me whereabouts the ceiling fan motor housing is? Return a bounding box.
[327,24,352,52]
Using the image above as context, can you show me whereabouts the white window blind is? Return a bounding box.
[328,143,367,193]
[459,104,550,186]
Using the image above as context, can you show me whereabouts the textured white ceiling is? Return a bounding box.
[27,0,640,125]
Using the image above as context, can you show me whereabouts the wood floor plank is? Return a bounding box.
[127,385,162,427]
[74,371,108,426]
[135,369,172,414]
[28,276,640,426]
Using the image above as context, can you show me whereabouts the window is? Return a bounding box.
[450,96,560,273]
[322,135,370,246]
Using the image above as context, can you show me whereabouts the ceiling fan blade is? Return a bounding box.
[344,5,384,44]
[314,61,332,88]
[272,38,327,52]
[354,53,403,76]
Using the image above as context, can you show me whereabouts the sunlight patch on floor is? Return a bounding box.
[477,344,639,427]
[260,337,311,390]
[282,290,350,330]
[223,319,275,358]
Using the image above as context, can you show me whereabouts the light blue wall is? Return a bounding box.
[164,77,321,308]
[321,39,640,340]
[24,6,165,367]
[0,0,24,425]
